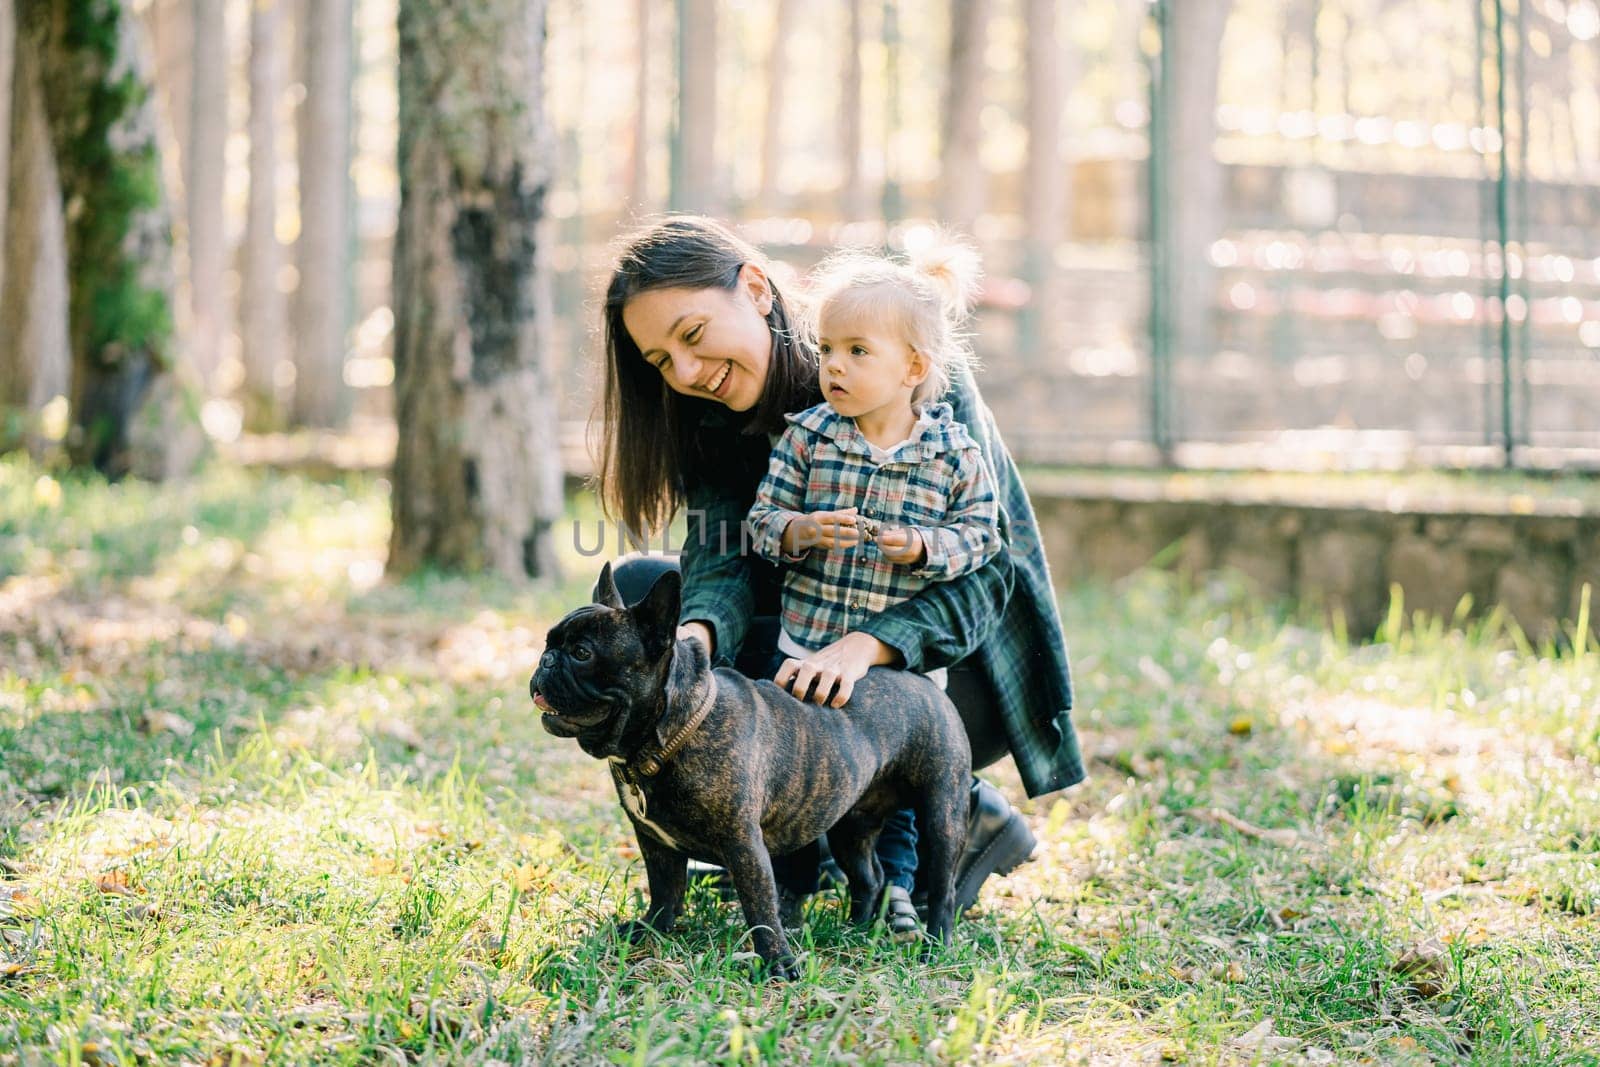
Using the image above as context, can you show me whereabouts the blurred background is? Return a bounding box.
[3,0,1598,495]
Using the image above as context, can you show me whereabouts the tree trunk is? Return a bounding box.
[1020,0,1069,359]
[1165,0,1231,367]
[1,26,70,453]
[389,0,565,580]
[938,0,990,233]
[757,0,796,212]
[186,0,227,389]
[839,0,865,221]
[241,0,288,429]
[19,0,190,478]
[293,0,352,427]
[671,0,716,213]
[626,0,650,209]
[1,0,13,297]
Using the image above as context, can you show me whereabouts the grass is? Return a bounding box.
[3,455,1599,1064]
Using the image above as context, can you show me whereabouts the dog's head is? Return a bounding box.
[529,563,681,753]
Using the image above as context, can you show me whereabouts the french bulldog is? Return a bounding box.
[529,563,971,979]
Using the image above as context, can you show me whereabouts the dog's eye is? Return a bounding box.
[571,646,592,662]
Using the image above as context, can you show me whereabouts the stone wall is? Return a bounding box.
[1029,475,1600,642]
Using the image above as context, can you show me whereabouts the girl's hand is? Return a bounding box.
[774,631,897,708]
[782,507,861,554]
[875,525,926,566]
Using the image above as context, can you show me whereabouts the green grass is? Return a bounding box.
[3,455,1599,1064]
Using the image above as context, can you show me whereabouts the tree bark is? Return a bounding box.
[1020,0,1069,358]
[938,0,990,233]
[19,0,188,478]
[1164,0,1231,365]
[241,0,288,429]
[1,0,13,297]
[293,0,352,427]
[839,0,865,221]
[757,0,796,212]
[389,0,565,580]
[671,0,716,213]
[1,26,70,453]
[626,0,650,209]
[185,0,227,389]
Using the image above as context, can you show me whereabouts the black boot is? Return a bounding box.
[951,779,1036,915]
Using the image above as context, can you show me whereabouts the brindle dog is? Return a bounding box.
[530,563,971,979]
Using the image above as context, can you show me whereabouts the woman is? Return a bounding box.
[594,215,1083,930]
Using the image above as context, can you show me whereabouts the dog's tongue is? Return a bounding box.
[532,692,553,712]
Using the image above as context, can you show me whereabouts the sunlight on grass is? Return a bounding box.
[4,457,1600,1062]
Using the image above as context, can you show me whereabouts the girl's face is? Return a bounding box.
[816,305,928,422]
[622,264,774,413]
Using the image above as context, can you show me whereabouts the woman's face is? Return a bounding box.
[621,264,774,413]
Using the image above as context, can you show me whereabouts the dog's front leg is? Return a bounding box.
[617,830,687,945]
[722,835,798,981]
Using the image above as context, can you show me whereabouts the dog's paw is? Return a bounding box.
[615,918,663,946]
[765,952,801,982]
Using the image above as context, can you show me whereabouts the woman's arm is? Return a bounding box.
[678,480,757,664]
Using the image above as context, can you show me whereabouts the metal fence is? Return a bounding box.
[534,0,1600,472]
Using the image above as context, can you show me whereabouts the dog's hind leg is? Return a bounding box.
[916,773,968,943]
[826,817,883,926]
[722,833,798,980]
[618,831,688,943]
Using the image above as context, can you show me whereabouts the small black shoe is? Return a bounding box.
[951,780,1036,915]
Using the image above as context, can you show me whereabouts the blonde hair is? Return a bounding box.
[808,236,982,406]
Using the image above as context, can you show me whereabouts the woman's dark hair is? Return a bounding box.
[598,215,817,535]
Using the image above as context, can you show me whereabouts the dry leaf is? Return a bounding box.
[377,719,424,749]
[1393,938,1451,998]
[1167,964,1196,982]
[140,709,195,738]
[95,870,140,896]
[507,863,550,893]
[1,962,26,978]
[1228,716,1254,736]
[367,857,401,876]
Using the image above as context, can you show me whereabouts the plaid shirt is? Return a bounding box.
[746,402,1001,652]
[678,364,1084,798]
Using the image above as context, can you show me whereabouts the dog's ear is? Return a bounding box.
[630,569,682,657]
[594,562,625,609]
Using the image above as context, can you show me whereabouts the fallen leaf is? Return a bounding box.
[1166,964,1196,982]
[1228,716,1254,737]
[96,870,141,896]
[140,709,195,738]
[507,863,550,893]
[1393,938,1452,998]
[376,719,424,749]
[367,857,401,877]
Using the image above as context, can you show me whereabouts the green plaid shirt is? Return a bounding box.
[678,366,1084,797]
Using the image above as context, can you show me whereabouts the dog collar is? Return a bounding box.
[624,674,719,782]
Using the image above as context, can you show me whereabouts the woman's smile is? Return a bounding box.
[622,278,774,413]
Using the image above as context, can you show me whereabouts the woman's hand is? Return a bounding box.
[677,621,715,657]
[774,631,897,708]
